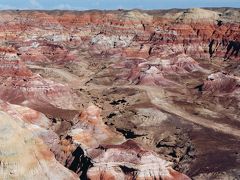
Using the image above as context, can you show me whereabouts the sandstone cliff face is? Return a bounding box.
[0,8,239,180]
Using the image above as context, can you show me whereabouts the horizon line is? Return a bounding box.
[0,6,239,11]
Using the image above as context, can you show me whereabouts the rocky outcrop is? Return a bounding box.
[0,50,32,77]
[0,74,77,114]
[0,100,61,151]
[0,47,77,116]
[176,8,221,23]
[0,100,50,128]
[111,53,208,86]
[197,72,240,93]
[69,105,125,149]
[0,51,77,116]
[65,105,190,179]
[87,140,190,180]
[0,105,78,180]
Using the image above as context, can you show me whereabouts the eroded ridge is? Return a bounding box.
[0,8,239,179]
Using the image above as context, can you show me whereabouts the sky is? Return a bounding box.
[0,0,239,10]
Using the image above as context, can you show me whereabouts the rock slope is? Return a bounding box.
[0,102,78,180]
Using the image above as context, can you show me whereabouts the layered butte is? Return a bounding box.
[0,8,239,179]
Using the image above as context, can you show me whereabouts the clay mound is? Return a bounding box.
[67,105,190,179]
[222,9,240,22]
[0,110,78,180]
[199,72,240,93]
[87,140,190,180]
[125,10,153,22]
[0,59,33,77]
[0,75,77,114]
[69,105,125,149]
[177,8,221,22]
[19,43,77,64]
[113,54,206,86]
[0,100,50,128]
[0,50,77,114]
[0,100,62,153]
[0,51,32,77]
[137,66,178,86]
[146,54,208,74]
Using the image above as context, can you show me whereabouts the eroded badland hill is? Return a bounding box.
[0,8,239,179]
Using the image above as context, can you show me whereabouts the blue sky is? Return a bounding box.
[0,0,239,10]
